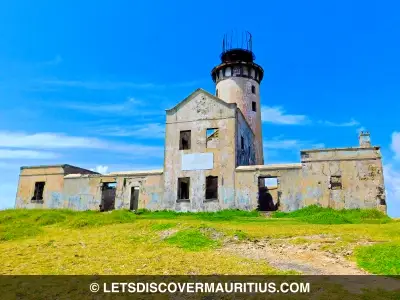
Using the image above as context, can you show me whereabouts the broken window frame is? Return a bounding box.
[179,130,191,150]
[205,176,218,201]
[251,85,256,94]
[241,136,244,151]
[330,175,342,190]
[177,177,190,201]
[31,181,45,202]
[206,128,219,148]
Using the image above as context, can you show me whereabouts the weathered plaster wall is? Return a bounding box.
[164,91,237,211]
[62,172,164,211]
[63,176,104,210]
[236,110,256,166]
[115,173,164,210]
[16,166,164,211]
[235,164,303,210]
[301,147,386,212]
[216,77,263,164]
[15,166,65,209]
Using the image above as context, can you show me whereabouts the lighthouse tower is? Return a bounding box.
[211,32,264,165]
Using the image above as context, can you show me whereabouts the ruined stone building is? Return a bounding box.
[15,34,387,213]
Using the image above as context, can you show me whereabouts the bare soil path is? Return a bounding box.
[222,235,371,275]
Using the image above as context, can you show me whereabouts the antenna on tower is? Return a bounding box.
[219,30,255,62]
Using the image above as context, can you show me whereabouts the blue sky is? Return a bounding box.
[0,0,399,216]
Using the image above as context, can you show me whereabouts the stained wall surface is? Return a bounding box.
[216,77,264,164]
[234,147,386,213]
[236,110,256,166]
[16,166,65,209]
[163,90,238,211]
[62,172,164,211]
[16,168,163,211]
[300,147,386,212]
[235,164,303,210]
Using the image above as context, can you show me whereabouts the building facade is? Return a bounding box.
[14,36,387,214]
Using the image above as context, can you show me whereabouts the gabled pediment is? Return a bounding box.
[166,88,237,113]
[166,88,237,123]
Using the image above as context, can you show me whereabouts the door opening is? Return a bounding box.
[258,177,279,211]
[100,182,116,211]
[130,187,139,210]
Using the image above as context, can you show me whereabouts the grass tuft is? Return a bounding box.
[34,212,67,226]
[151,223,177,231]
[68,210,137,228]
[272,205,391,224]
[165,229,220,251]
[0,224,42,241]
[233,230,249,240]
[355,243,400,275]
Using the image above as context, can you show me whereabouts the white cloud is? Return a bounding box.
[263,137,324,150]
[391,132,400,160]
[91,165,109,174]
[94,123,165,139]
[261,106,309,125]
[0,149,58,159]
[383,164,400,217]
[0,181,17,210]
[261,105,359,128]
[0,166,20,210]
[0,131,102,149]
[36,79,201,90]
[0,131,163,158]
[381,132,400,217]
[318,119,360,127]
[60,97,163,117]
[263,139,301,149]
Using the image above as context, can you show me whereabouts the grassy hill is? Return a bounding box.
[0,206,399,276]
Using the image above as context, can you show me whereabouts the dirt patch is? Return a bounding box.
[199,227,225,240]
[223,235,371,275]
[159,229,178,240]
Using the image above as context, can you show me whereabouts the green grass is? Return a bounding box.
[233,229,249,240]
[0,206,392,242]
[0,223,42,241]
[151,222,176,231]
[356,243,400,275]
[165,229,219,251]
[136,208,260,221]
[0,207,398,277]
[272,205,391,224]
